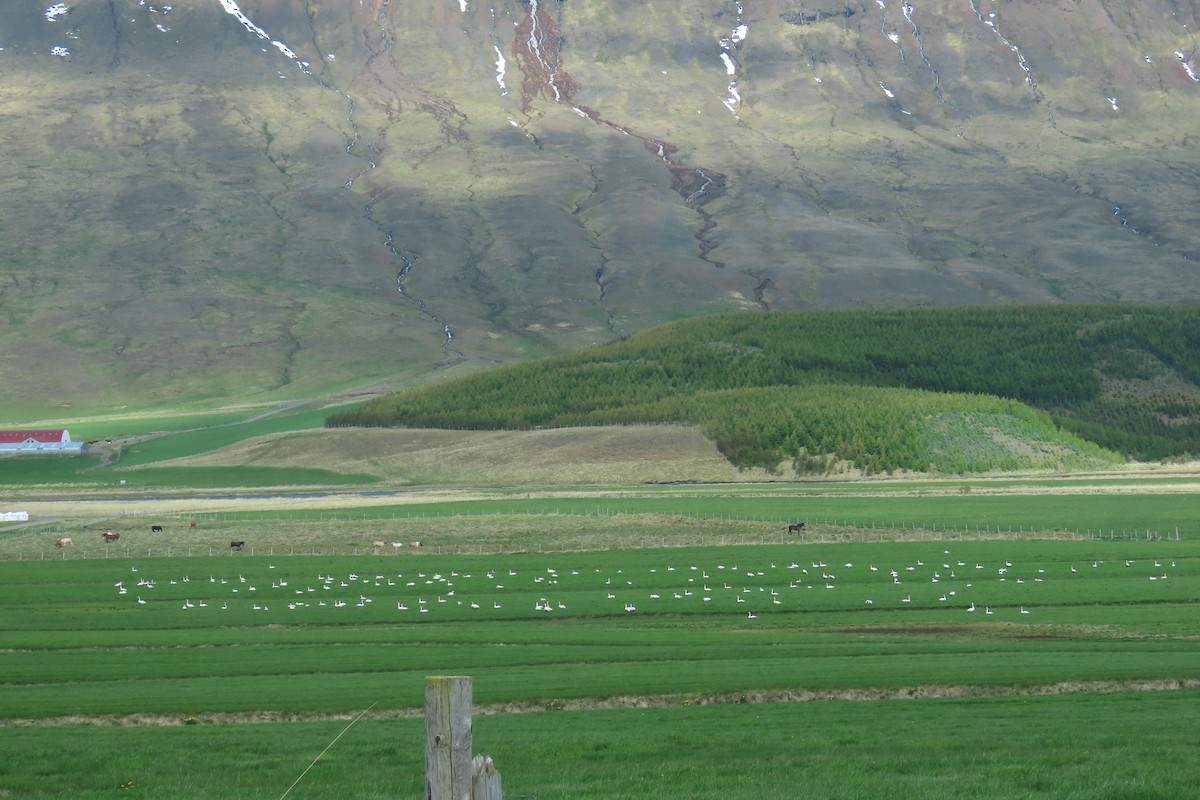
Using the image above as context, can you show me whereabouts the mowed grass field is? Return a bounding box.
[1,527,1198,799]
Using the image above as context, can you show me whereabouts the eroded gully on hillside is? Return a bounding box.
[350,0,467,364]
[221,0,1200,344]
[507,0,762,311]
[217,0,466,364]
[351,0,764,339]
[233,0,754,363]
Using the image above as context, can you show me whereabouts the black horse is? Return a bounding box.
[787,522,806,533]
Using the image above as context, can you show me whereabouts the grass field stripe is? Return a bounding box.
[278,702,378,800]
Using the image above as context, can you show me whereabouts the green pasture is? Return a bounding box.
[2,404,304,444]
[107,466,378,489]
[0,401,356,487]
[1,540,1197,721]
[0,455,107,487]
[111,403,351,468]
[2,690,1198,800]
[66,408,278,443]
[204,490,1198,539]
[0,460,372,490]
[1,533,1198,800]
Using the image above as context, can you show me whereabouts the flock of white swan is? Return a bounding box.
[110,548,1180,621]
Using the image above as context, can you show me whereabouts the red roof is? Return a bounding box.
[0,430,68,444]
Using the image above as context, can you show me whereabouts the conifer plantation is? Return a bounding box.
[330,305,1200,473]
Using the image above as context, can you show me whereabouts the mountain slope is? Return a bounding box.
[3,1,1199,413]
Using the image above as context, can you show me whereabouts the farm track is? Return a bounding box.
[6,485,1199,538]
[5,678,1199,728]
[10,462,1200,515]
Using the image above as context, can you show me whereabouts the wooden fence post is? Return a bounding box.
[425,676,502,800]
[426,676,474,800]
[472,755,502,800]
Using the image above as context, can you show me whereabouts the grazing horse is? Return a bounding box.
[55,537,73,548]
[230,541,245,551]
[787,522,806,533]
[102,532,120,543]
[189,521,197,529]
[150,525,163,533]
[410,541,423,548]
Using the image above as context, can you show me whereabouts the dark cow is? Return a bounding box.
[102,532,120,543]
[787,522,806,533]
[150,525,163,533]
[230,541,245,551]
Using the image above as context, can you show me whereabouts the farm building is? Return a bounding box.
[0,429,87,456]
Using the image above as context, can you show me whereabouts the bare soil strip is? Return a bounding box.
[6,679,1198,728]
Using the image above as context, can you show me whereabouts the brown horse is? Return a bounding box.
[102,532,120,543]
[787,522,806,533]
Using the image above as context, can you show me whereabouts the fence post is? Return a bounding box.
[426,676,474,800]
[472,755,502,800]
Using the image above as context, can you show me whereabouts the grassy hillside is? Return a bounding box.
[4,2,1200,414]
[330,304,1200,473]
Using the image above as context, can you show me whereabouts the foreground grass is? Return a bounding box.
[2,691,1197,799]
